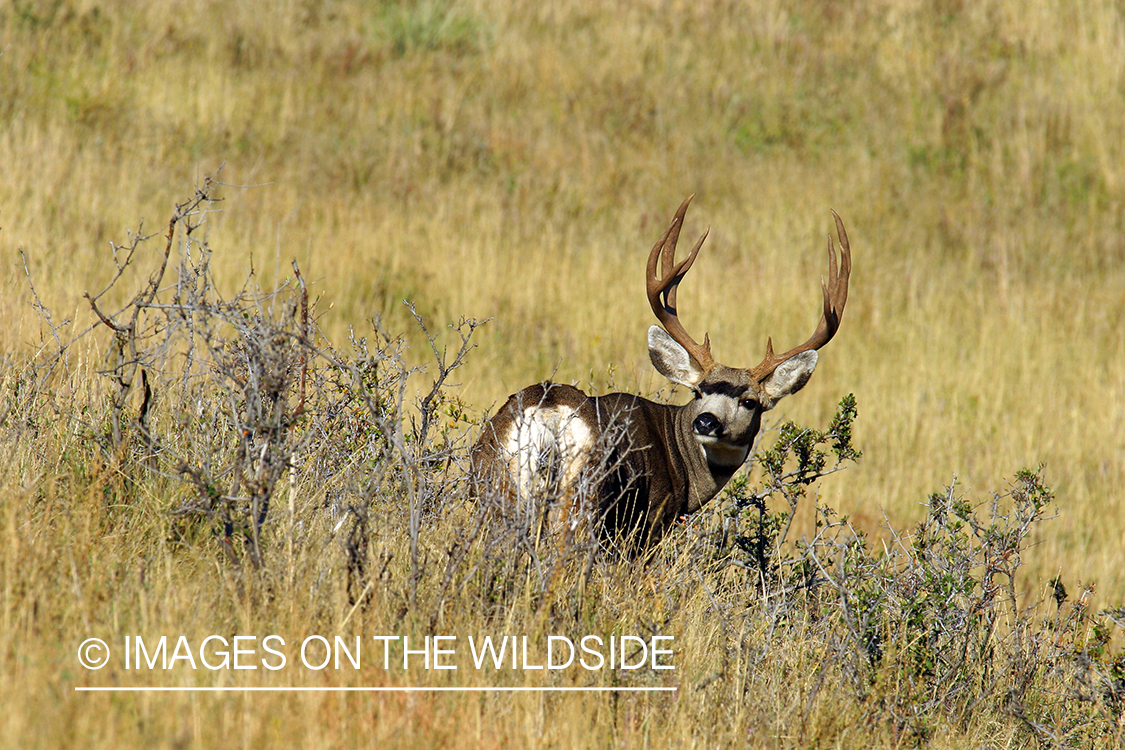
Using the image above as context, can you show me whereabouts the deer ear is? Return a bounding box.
[759,350,818,409]
[648,325,706,388]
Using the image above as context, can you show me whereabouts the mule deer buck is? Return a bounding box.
[471,196,851,552]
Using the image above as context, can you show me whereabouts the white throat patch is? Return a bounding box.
[696,438,750,468]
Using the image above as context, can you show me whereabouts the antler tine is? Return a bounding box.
[646,195,715,372]
[750,210,851,382]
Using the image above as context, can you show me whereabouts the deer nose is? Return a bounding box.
[693,412,723,437]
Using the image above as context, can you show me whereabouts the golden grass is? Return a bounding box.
[2,0,1125,746]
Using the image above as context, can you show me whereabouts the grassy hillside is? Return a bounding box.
[2,0,1124,746]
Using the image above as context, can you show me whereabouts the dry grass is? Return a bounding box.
[2,0,1125,746]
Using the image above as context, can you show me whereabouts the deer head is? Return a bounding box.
[645,195,851,473]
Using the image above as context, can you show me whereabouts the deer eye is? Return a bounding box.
[740,398,759,410]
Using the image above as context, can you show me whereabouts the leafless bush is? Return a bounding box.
[17,172,482,592]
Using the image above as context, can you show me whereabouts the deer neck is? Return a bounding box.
[669,405,744,514]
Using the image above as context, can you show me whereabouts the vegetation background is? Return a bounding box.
[1,0,1123,747]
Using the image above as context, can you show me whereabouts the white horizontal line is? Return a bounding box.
[76,686,676,693]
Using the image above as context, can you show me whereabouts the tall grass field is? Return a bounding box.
[2,0,1124,746]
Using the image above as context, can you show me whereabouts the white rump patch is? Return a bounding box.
[500,405,595,527]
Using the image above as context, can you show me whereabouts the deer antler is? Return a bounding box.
[750,210,851,382]
[646,195,715,372]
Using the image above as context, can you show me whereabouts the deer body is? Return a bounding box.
[471,197,851,551]
[472,384,711,548]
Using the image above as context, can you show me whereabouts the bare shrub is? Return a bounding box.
[18,172,481,592]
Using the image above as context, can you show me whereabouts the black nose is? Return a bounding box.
[693,412,723,437]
